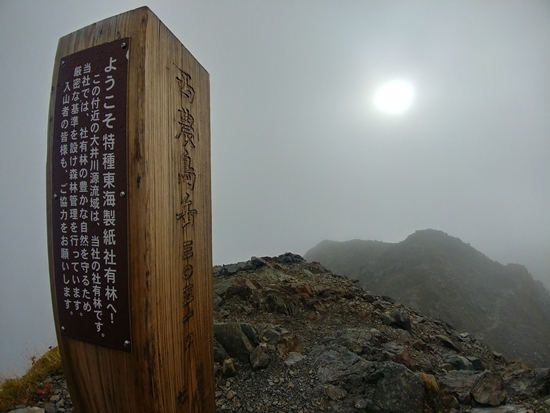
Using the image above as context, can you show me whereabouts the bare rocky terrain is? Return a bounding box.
[5,253,550,413]
[210,253,550,412]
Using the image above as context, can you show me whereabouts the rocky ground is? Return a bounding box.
[5,253,550,413]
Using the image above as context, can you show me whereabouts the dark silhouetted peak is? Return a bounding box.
[304,230,550,368]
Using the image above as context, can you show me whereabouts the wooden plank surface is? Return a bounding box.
[46,7,214,412]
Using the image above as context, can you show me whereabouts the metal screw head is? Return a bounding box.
[120,191,126,197]
[61,326,66,332]
[124,340,131,347]
[61,60,65,66]
[53,194,58,199]
[121,42,127,49]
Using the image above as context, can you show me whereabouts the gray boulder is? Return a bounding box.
[471,370,506,406]
[504,368,550,399]
[392,309,412,331]
[314,345,372,384]
[313,345,424,412]
[444,353,474,370]
[333,328,375,355]
[214,322,256,362]
[372,362,424,412]
[439,370,481,404]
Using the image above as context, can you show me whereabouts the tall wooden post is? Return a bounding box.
[46,7,214,412]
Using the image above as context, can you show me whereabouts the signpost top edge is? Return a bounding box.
[55,6,209,76]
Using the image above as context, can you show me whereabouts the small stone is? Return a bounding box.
[250,345,270,370]
[326,384,348,401]
[222,358,236,377]
[444,354,473,370]
[393,310,412,331]
[277,334,303,356]
[466,356,485,371]
[284,352,305,367]
[436,335,461,352]
[43,403,57,413]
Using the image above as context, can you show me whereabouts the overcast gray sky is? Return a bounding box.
[1,0,549,377]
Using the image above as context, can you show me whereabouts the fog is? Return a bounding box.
[1,0,549,377]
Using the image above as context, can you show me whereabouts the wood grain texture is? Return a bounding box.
[46,7,214,413]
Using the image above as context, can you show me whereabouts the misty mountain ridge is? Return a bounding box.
[304,229,550,368]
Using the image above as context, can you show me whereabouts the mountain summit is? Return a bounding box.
[304,229,550,368]
[4,252,550,412]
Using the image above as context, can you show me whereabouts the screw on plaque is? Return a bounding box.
[120,191,126,197]
[61,60,65,66]
[54,194,58,199]
[124,340,131,347]
[121,42,127,49]
[61,326,66,331]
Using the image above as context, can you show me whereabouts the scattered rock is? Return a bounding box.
[392,309,412,331]
[284,352,305,367]
[277,333,303,356]
[421,372,444,413]
[468,356,485,371]
[504,368,550,399]
[323,384,347,400]
[43,403,57,413]
[222,358,237,377]
[249,346,270,370]
[372,362,424,413]
[439,370,481,404]
[444,353,474,371]
[214,323,256,362]
[437,334,461,352]
[471,370,507,406]
[333,328,374,355]
[314,345,371,384]
[391,345,417,370]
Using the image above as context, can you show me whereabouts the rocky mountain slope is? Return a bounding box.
[304,229,550,368]
[4,253,550,413]
[211,253,549,412]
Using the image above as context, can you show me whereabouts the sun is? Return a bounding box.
[373,80,414,114]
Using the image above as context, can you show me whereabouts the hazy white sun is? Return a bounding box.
[373,80,414,114]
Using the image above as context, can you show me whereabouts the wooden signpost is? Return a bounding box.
[46,7,214,412]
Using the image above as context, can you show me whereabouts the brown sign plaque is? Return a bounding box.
[51,38,131,352]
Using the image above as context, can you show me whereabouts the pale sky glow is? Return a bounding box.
[374,80,414,114]
[1,0,549,377]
